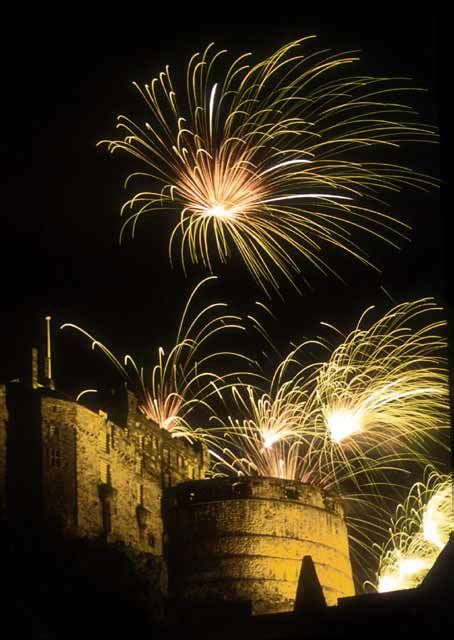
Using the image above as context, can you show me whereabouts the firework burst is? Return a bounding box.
[208,298,448,491]
[101,38,437,294]
[313,298,448,467]
[209,345,321,480]
[61,276,252,442]
[371,468,453,592]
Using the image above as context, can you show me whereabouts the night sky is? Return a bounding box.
[1,5,448,401]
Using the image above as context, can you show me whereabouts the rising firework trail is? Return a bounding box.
[101,38,437,294]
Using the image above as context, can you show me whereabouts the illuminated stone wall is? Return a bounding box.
[1,380,208,554]
[165,477,355,614]
[41,396,78,531]
[38,392,208,555]
[71,401,163,553]
[2,378,355,615]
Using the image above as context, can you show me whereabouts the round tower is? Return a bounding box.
[165,477,355,614]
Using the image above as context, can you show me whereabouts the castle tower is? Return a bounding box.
[165,476,355,614]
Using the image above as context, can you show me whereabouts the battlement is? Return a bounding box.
[168,476,343,516]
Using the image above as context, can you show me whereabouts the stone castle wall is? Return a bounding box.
[69,399,163,553]
[41,396,78,531]
[165,477,355,613]
[2,379,356,615]
[1,382,208,558]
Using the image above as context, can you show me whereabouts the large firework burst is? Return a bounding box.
[101,38,437,294]
[61,276,252,441]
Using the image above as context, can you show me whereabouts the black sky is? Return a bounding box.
[1,4,448,397]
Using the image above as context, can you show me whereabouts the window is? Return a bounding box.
[137,483,144,505]
[232,482,251,498]
[48,446,62,468]
[284,488,299,501]
[99,461,111,484]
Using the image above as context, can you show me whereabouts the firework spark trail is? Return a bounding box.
[313,298,449,472]
[208,344,322,480]
[61,276,256,442]
[368,468,453,592]
[100,38,438,294]
[208,298,448,492]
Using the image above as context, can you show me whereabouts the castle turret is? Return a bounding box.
[165,476,355,615]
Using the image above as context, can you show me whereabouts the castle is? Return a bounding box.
[1,337,355,619]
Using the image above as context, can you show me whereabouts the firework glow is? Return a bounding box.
[208,298,448,495]
[314,298,448,463]
[209,344,321,480]
[61,276,253,441]
[101,38,437,294]
[373,468,453,592]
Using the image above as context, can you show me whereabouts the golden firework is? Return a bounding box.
[101,38,437,293]
[371,468,453,592]
[209,344,320,480]
[313,298,448,466]
[61,276,252,442]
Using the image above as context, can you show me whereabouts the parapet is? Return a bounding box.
[167,476,343,516]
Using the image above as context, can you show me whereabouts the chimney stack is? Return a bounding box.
[43,315,55,390]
